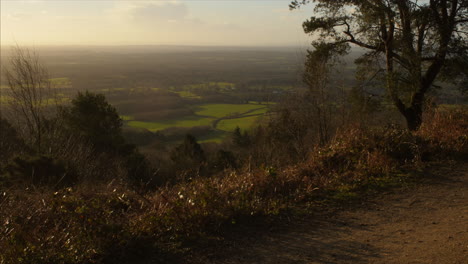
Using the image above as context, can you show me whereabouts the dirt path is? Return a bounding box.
[204,162,468,264]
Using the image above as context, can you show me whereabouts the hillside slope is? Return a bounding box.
[204,162,468,264]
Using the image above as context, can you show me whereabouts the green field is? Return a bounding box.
[124,102,270,142]
[98,88,127,92]
[245,108,269,116]
[0,96,68,105]
[128,116,214,132]
[0,95,11,103]
[217,115,263,132]
[120,115,134,121]
[174,91,201,98]
[196,103,265,118]
[50,77,72,88]
[181,82,235,91]
[1,79,73,89]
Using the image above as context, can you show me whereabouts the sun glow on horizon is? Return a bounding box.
[1,0,315,47]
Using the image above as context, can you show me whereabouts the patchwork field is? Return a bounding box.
[124,102,271,142]
[2,73,276,143]
[127,116,214,131]
[1,80,272,143]
[195,103,264,118]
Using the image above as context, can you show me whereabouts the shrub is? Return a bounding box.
[1,155,76,188]
[62,91,125,153]
[417,108,468,157]
[0,118,27,160]
[170,134,205,178]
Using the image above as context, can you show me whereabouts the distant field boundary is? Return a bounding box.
[212,107,267,130]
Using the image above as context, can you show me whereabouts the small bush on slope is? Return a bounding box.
[417,108,468,156]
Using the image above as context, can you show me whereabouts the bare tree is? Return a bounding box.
[3,46,54,152]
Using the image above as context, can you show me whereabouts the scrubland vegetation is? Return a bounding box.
[1,103,466,263]
[0,43,467,263]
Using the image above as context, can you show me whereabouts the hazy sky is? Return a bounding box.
[1,0,316,46]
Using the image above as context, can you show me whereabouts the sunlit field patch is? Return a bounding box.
[246,108,269,116]
[248,101,276,105]
[196,103,265,118]
[174,91,201,98]
[128,116,214,131]
[120,115,134,121]
[123,103,270,134]
[50,77,72,88]
[45,97,69,105]
[0,95,12,103]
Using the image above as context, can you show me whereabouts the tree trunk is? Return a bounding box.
[403,106,423,131]
[403,83,428,131]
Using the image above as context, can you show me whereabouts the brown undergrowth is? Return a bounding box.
[1,108,467,264]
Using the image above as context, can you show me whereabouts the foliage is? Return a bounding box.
[1,108,466,264]
[0,118,27,160]
[212,149,237,170]
[291,0,468,130]
[60,91,154,187]
[232,126,251,148]
[3,46,56,152]
[417,106,468,156]
[62,91,125,153]
[170,134,206,177]
[125,151,156,188]
[348,86,382,116]
[1,155,76,188]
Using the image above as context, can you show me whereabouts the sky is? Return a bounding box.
[0,0,316,46]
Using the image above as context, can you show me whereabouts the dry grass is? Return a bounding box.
[417,107,468,155]
[1,108,466,264]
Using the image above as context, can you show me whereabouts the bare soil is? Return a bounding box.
[198,162,468,264]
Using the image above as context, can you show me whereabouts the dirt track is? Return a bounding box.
[206,162,468,264]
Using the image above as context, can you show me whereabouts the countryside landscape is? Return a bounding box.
[0,1,467,263]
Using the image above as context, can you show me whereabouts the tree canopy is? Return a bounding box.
[62,91,125,152]
[291,0,468,130]
[170,134,205,173]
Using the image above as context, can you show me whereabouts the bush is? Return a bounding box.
[1,155,76,188]
[62,91,125,153]
[417,108,468,157]
[170,134,205,178]
[0,118,27,160]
